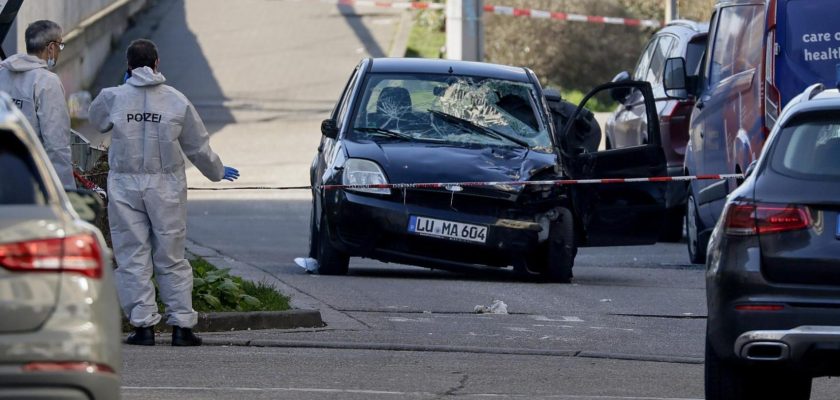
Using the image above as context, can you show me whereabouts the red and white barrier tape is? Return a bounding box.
[73,170,108,198]
[187,174,743,191]
[482,5,662,28]
[324,0,445,9]
[319,1,661,28]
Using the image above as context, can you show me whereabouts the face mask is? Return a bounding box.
[46,57,55,70]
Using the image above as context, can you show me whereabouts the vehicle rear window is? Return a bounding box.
[771,113,840,179]
[0,131,47,205]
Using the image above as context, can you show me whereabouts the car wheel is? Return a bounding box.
[659,207,684,242]
[316,214,349,275]
[686,187,707,264]
[705,337,812,400]
[545,207,576,283]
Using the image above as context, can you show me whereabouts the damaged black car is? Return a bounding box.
[310,58,668,282]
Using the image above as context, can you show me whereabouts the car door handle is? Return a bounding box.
[696,100,705,110]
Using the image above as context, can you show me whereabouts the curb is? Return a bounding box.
[196,309,325,332]
[389,9,415,57]
[124,310,325,333]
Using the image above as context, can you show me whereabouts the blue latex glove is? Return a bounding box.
[223,166,240,182]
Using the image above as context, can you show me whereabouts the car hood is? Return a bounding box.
[343,140,557,195]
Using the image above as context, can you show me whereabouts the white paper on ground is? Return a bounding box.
[474,300,508,314]
[294,257,319,272]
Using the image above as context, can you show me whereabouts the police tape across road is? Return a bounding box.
[184,174,745,191]
[316,0,662,29]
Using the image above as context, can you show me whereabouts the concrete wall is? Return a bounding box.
[2,0,149,95]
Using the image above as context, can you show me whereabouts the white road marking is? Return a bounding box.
[532,315,584,322]
[123,386,703,399]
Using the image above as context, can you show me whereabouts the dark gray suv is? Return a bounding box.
[705,84,840,400]
[0,93,121,399]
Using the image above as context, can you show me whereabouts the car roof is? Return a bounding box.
[778,85,840,125]
[368,58,532,83]
[664,19,709,34]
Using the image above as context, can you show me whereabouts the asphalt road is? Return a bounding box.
[111,1,840,399]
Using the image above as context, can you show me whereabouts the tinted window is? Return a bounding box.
[0,132,46,205]
[709,5,764,85]
[771,114,840,179]
[336,68,360,126]
[686,38,707,76]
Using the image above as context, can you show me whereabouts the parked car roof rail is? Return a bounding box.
[665,19,708,32]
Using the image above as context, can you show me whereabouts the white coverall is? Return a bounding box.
[0,54,76,188]
[89,66,224,328]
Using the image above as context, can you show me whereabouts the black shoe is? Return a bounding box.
[171,326,202,346]
[125,326,155,346]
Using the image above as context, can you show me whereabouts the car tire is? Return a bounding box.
[659,207,684,242]
[545,207,576,283]
[686,187,707,264]
[316,214,349,275]
[705,337,812,400]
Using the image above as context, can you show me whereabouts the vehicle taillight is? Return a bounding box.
[23,362,115,374]
[0,234,103,278]
[724,203,811,236]
[660,100,694,150]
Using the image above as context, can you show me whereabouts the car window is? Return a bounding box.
[633,38,658,81]
[350,73,553,152]
[0,131,47,205]
[708,5,764,86]
[335,68,360,127]
[771,113,840,179]
[686,37,707,76]
[649,35,676,86]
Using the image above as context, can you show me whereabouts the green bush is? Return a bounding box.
[190,257,290,312]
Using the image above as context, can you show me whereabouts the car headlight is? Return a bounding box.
[342,158,390,195]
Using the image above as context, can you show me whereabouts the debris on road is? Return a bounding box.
[294,257,319,273]
[474,300,509,314]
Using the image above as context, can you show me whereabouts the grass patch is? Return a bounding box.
[405,8,445,58]
[190,257,290,312]
[560,88,619,113]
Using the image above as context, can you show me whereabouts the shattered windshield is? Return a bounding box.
[350,73,552,152]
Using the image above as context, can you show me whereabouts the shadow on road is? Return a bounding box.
[336,5,386,58]
[90,0,234,128]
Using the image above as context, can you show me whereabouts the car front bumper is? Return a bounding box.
[324,189,548,270]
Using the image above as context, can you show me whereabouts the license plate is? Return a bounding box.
[408,216,487,244]
[836,215,840,239]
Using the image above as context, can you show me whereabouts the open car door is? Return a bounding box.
[559,81,668,247]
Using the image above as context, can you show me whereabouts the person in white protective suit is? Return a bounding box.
[0,20,75,188]
[89,39,240,346]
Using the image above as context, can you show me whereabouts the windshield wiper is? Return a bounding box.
[354,127,414,141]
[428,109,530,149]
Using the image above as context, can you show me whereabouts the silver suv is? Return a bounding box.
[0,93,121,399]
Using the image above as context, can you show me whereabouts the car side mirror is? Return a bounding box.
[321,119,339,139]
[744,160,758,178]
[65,188,103,224]
[663,57,690,99]
[609,71,632,103]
